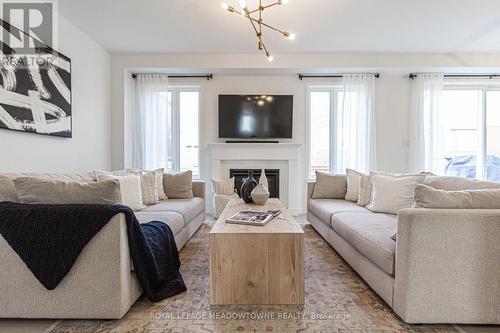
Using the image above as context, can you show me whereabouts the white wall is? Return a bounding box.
[0,16,111,173]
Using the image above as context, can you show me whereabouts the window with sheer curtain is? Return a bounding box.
[440,85,500,181]
[134,74,200,177]
[409,75,500,182]
[307,74,376,178]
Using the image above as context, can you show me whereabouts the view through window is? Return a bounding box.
[159,88,200,177]
[440,86,500,181]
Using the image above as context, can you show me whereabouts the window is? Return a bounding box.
[309,89,333,178]
[440,85,500,181]
[160,87,200,178]
[308,78,375,179]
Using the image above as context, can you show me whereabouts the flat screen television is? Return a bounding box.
[218,95,293,139]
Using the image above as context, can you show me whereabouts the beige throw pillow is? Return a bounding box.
[212,178,235,195]
[127,168,167,200]
[366,173,426,214]
[345,169,364,202]
[95,171,146,210]
[311,171,347,199]
[0,176,19,202]
[356,174,373,207]
[127,170,159,205]
[163,170,193,199]
[14,177,122,205]
[414,184,500,209]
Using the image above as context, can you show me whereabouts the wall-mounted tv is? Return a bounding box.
[218,95,293,139]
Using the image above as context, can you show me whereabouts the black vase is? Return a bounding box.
[240,171,258,203]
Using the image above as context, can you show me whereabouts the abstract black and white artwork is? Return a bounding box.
[0,19,71,138]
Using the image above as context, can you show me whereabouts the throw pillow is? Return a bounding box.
[127,168,167,200]
[414,184,500,209]
[366,173,426,214]
[212,177,235,195]
[127,170,159,205]
[163,170,193,199]
[14,177,122,205]
[95,171,146,210]
[424,175,500,191]
[356,174,373,207]
[311,171,347,199]
[345,169,365,202]
[0,176,19,202]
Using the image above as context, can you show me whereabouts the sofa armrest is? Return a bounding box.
[307,181,316,200]
[192,180,205,199]
[393,208,500,324]
[0,213,137,319]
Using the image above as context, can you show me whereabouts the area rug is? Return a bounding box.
[48,222,463,333]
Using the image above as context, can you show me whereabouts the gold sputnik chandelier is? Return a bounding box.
[221,0,295,62]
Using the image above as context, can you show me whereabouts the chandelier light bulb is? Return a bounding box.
[222,1,292,61]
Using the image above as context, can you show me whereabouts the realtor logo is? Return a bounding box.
[0,0,57,53]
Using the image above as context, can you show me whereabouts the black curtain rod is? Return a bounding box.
[409,73,500,80]
[131,74,213,80]
[298,73,380,80]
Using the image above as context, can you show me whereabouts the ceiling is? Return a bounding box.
[58,0,500,53]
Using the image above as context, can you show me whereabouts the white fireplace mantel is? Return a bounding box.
[208,143,303,215]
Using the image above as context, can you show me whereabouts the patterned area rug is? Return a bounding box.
[49,222,463,333]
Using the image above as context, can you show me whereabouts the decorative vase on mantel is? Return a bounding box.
[251,183,270,205]
[240,171,258,203]
[258,168,269,191]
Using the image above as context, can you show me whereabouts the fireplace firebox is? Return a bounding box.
[229,169,280,199]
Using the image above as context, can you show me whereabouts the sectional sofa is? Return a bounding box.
[0,172,205,319]
[307,175,500,324]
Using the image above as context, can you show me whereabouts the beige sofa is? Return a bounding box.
[0,172,205,319]
[307,175,500,324]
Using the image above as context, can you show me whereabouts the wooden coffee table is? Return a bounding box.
[209,198,304,305]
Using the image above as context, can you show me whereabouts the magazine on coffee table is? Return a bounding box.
[226,209,281,226]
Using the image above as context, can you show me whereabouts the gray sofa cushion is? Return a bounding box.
[14,177,122,205]
[140,197,205,223]
[163,171,193,199]
[424,176,500,191]
[331,212,397,275]
[308,199,370,223]
[135,211,185,236]
[414,184,500,209]
[311,172,347,199]
[0,176,18,202]
[0,172,96,182]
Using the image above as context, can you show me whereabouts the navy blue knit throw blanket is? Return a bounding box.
[0,202,186,302]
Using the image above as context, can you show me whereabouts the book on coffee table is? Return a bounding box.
[225,209,281,226]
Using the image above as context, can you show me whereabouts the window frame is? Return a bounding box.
[306,83,342,180]
[442,80,500,180]
[165,84,202,179]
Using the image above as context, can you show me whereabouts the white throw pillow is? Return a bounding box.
[356,174,373,207]
[128,170,159,205]
[128,168,167,200]
[366,173,426,214]
[95,171,146,210]
[345,169,364,202]
[212,177,235,195]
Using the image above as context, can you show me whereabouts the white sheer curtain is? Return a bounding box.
[133,74,171,170]
[408,74,444,173]
[335,74,376,173]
